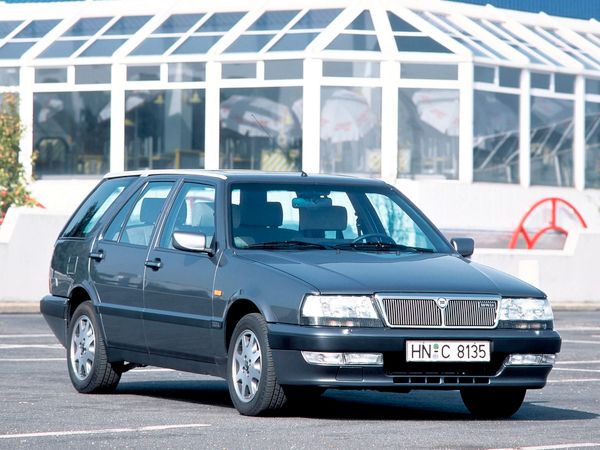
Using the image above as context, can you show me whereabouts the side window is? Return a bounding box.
[159,183,216,249]
[103,194,137,242]
[366,193,434,249]
[62,177,135,238]
[104,181,173,247]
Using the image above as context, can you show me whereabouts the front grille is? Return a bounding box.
[445,299,497,327]
[380,298,442,327]
[376,294,499,328]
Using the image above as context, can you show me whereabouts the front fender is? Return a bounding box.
[213,250,318,324]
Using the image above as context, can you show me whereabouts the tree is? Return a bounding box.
[0,93,36,223]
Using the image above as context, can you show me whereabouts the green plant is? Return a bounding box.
[0,92,37,223]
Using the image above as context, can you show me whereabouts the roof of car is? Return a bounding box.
[103,169,388,186]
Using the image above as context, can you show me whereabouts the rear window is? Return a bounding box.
[62,177,135,238]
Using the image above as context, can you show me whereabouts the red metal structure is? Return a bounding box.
[509,197,587,249]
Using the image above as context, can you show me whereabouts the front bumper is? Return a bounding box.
[268,323,561,390]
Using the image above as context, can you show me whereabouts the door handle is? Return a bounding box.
[89,250,104,261]
[144,258,162,270]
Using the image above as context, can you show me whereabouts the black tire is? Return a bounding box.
[460,388,526,419]
[66,301,121,394]
[226,313,287,416]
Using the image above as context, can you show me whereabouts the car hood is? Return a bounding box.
[237,250,545,298]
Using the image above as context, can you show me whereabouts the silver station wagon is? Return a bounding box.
[41,170,561,417]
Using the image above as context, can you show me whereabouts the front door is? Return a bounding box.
[143,182,218,362]
[91,181,174,352]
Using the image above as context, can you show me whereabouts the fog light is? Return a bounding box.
[301,351,383,366]
[506,354,556,366]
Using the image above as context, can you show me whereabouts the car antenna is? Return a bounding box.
[250,113,275,152]
[301,170,308,177]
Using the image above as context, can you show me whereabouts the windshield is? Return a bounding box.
[230,183,451,253]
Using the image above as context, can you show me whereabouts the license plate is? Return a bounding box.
[406,340,490,362]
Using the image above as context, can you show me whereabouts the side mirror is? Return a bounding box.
[172,232,210,254]
[451,237,474,258]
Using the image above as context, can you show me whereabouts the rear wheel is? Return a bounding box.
[460,388,526,419]
[227,313,287,416]
[67,301,121,393]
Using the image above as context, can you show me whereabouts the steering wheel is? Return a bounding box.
[352,233,396,245]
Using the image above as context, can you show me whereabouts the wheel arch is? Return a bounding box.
[224,299,262,352]
[67,285,92,320]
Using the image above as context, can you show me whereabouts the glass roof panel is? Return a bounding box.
[415,12,505,60]
[248,10,300,31]
[471,38,509,60]
[564,49,598,70]
[224,34,274,53]
[0,41,34,59]
[104,16,152,36]
[326,34,380,51]
[14,19,60,39]
[394,36,452,53]
[268,32,319,51]
[494,23,527,43]
[79,38,127,57]
[153,14,204,34]
[292,9,342,30]
[172,35,221,54]
[346,11,374,31]
[39,39,86,58]
[473,19,563,66]
[508,43,546,64]
[130,36,179,55]
[63,17,111,37]
[541,28,600,67]
[0,21,23,39]
[387,12,419,32]
[453,37,488,57]
[196,12,245,33]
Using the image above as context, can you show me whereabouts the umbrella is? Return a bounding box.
[220,95,299,140]
[410,90,459,137]
[320,89,377,143]
[98,94,145,122]
[37,98,64,123]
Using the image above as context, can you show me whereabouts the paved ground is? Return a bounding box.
[0,311,599,449]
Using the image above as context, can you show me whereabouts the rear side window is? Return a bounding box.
[103,181,173,246]
[62,177,135,238]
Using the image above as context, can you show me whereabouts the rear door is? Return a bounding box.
[91,180,175,352]
[143,181,218,361]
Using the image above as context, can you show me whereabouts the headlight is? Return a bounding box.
[498,298,554,329]
[300,295,382,327]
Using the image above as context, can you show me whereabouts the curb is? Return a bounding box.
[0,302,40,314]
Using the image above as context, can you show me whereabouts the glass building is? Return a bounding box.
[1,0,600,191]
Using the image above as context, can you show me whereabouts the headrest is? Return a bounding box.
[140,197,164,224]
[191,202,214,226]
[239,202,283,227]
[299,206,347,231]
[231,204,241,228]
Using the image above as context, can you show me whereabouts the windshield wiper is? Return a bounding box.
[246,240,331,250]
[334,242,434,253]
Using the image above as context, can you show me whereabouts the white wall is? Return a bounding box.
[396,179,600,232]
[29,178,100,214]
[0,207,69,302]
[472,229,600,305]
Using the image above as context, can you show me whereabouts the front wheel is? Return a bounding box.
[67,301,121,393]
[460,388,526,419]
[227,313,287,416]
